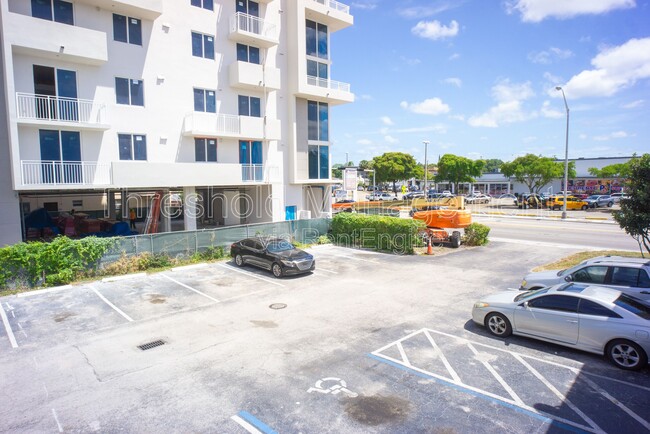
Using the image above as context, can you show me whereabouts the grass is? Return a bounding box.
[532,250,646,272]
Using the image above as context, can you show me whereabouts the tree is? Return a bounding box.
[434,154,484,193]
[500,154,576,194]
[331,163,344,179]
[613,154,650,256]
[372,152,420,194]
[482,158,503,174]
[588,162,632,179]
[359,160,373,170]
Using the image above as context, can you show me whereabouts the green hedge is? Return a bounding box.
[0,236,115,289]
[464,223,491,246]
[331,213,424,254]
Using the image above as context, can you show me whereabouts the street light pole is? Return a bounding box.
[556,86,570,220]
[423,140,430,196]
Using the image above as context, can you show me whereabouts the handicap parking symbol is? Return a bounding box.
[307,377,358,398]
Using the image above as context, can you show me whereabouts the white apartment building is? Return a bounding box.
[0,0,354,246]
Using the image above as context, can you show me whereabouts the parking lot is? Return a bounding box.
[1,242,649,433]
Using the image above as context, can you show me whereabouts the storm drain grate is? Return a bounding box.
[138,340,166,351]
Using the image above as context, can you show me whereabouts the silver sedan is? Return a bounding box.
[472,283,650,370]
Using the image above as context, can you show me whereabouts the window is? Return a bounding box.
[308,145,329,179]
[195,138,217,162]
[306,20,328,59]
[578,299,622,318]
[572,266,608,284]
[308,101,328,141]
[239,141,262,164]
[191,32,215,59]
[238,95,261,117]
[193,89,216,113]
[118,134,147,161]
[236,0,259,16]
[307,60,328,82]
[113,14,142,45]
[32,0,73,25]
[611,267,644,287]
[72,200,83,207]
[614,294,650,320]
[639,270,650,288]
[191,0,213,10]
[115,78,144,106]
[237,44,260,64]
[528,295,579,313]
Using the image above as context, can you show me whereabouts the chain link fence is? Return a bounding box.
[100,218,331,265]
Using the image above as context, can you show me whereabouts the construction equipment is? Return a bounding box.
[411,196,471,249]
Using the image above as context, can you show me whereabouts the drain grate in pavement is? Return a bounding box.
[269,303,287,310]
[138,340,166,351]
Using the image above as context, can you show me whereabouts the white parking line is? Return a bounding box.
[101,273,147,283]
[423,329,461,383]
[91,287,134,322]
[17,285,72,298]
[160,274,220,303]
[216,263,285,287]
[315,267,338,274]
[466,342,524,406]
[170,263,209,272]
[0,304,18,348]
[230,415,262,434]
[51,408,63,433]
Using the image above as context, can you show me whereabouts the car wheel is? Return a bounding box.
[553,206,560,211]
[234,254,244,267]
[581,205,588,210]
[607,202,613,207]
[606,339,647,371]
[450,231,461,248]
[485,313,512,337]
[272,263,283,278]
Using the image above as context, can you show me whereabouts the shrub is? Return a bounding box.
[464,223,491,246]
[317,235,332,245]
[191,246,225,262]
[331,213,424,254]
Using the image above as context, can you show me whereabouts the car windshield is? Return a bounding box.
[557,263,584,277]
[614,294,650,320]
[514,287,549,302]
[266,240,295,253]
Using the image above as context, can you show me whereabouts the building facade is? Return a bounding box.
[0,0,353,246]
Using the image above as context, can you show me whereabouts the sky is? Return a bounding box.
[328,0,650,166]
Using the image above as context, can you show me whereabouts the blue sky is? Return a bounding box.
[329,0,650,166]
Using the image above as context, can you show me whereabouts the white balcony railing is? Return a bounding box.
[21,160,112,186]
[307,75,351,93]
[16,93,107,125]
[230,12,277,40]
[312,0,350,14]
[242,164,264,182]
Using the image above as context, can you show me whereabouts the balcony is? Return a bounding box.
[229,61,281,91]
[305,0,353,32]
[296,75,354,105]
[4,12,107,65]
[16,93,109,130]
[182,113,281,140]
[20,160,112,188]
[74,0,163,20]
[229,13,278,48]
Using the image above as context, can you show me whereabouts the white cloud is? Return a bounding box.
[541,100,564,118]
[411,20,459,41]
[560,38,650,98]
[351,1,378,10]
[443,77,462,87]
[523,136,538,143]
[506,0,635,22]
[449,114,465,121]
[543,71,563,84]
[528,47,573,64]
[593,131,629,141]
[400,98,451,116]
[380,116,394,126]
[398,3,461,19]
[359,94,374,101]
[384,135,399,144]
[401,56,422,66]
[357,139,372,145]
[449,53,461,61]
[621,99,644,109]
[468,80,536,127]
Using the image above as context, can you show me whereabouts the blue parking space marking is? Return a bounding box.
[231,411,278,434]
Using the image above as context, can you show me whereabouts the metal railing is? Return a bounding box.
[16,92,106,125]
[230,12,277,40]
[242,164,264,182]
[307,75,351,93]
[215,113,241,135]
[312,0,351,14]
[21,160,112,186]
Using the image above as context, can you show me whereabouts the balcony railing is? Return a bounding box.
[311,0,350,14]
[307,75,351,93]
[242,164,264,182]
[230,12,277,40]
[21,160,112,186]
[16,93,107,125]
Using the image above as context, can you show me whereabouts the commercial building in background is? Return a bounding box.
[0,0,353,246]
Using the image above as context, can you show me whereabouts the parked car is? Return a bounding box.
[441,190,454,197]
[610,193,629,203]
[403,191,425,201]
[519,256,650,300]
[367,192,398,201]
[464,193,491,204]
[515,193,543,209]
[548,196,589,211]
[472,283,650,370]
[584,194,614,208]
[230,237,315,278]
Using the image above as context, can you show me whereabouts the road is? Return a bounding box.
[474,215,641,251]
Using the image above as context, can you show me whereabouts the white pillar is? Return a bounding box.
[183,186,197,231]
[160,190,171,232]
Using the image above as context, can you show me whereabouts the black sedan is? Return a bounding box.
[230,237,315,278]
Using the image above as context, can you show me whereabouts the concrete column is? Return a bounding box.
[160,190,171,232]
[107,191,117,219]
[183,186,197,231]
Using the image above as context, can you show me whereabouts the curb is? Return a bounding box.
[16,284,73,298]
[472,213,617,225]
[101,272,147,283]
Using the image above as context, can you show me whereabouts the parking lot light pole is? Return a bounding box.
[556,86,570,220]
[423,140,430,195]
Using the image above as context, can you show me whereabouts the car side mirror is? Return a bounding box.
[564,275,573,282]
[520,301,529,309]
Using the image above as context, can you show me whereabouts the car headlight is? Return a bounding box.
[474,302,490,308]
[280,259,295,267]
[521,280,527,288]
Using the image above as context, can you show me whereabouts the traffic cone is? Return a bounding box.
[427,238,433,255]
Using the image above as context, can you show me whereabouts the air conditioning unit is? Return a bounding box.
[298,210,311,220]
